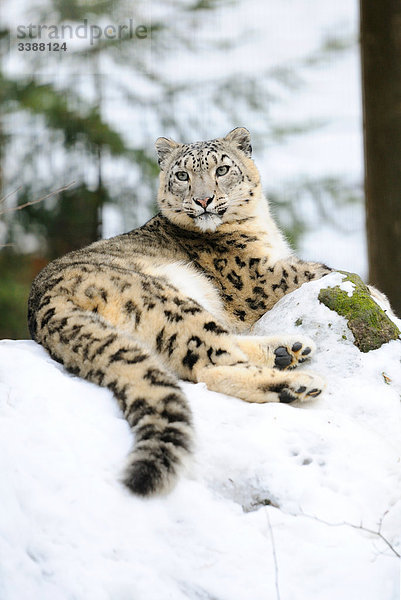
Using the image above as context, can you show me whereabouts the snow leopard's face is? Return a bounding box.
[155,128,262,233]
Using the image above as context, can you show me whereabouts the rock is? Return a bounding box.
[318,271,400,352]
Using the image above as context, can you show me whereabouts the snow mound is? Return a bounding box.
[0,273,400,600]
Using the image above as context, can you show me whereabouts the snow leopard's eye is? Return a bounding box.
[176,171,189,181]
[216,165,230,177]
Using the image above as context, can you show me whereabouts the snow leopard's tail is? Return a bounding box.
[28,289,193,497]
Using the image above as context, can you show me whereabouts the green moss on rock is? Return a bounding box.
[318,271,400,352]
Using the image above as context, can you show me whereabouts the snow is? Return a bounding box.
[338,279,355,297]
[1,273,400,600]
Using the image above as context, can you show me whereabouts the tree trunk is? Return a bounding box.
[360,0,401,316]
[47,184,103,259]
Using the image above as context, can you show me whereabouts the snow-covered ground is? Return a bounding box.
[1,272,400,600]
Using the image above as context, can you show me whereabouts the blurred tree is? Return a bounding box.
[360,0,401,315]
[0,0,160,257]
[268,176,363,250]
[0,64,133,256]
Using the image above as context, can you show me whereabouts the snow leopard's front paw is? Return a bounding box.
[272,336,316,370]
[263,370,325,404]
[235,334,316,370]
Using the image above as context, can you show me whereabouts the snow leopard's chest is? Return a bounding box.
[160,231,287,328]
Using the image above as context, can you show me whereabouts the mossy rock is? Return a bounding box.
[318,271,400,352]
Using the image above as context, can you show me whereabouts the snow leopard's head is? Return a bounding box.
[155,128,262,232]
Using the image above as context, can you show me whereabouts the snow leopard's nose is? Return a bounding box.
[193,196,214,210]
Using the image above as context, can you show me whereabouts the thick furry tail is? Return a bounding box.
[31,299,193,496]
[123,383,193,496]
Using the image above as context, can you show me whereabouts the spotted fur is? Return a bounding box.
[28,128,332,496]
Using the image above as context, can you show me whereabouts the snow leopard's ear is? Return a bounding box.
[224,127,252,157]
[155,137,180,170]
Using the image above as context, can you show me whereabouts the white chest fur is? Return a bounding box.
[149,262,227,324]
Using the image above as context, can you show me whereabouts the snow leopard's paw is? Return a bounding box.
[272,336,316,370]
[261,370,325,404]
[235,335,316,370]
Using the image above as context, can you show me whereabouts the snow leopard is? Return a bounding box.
[28,128,332,496]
